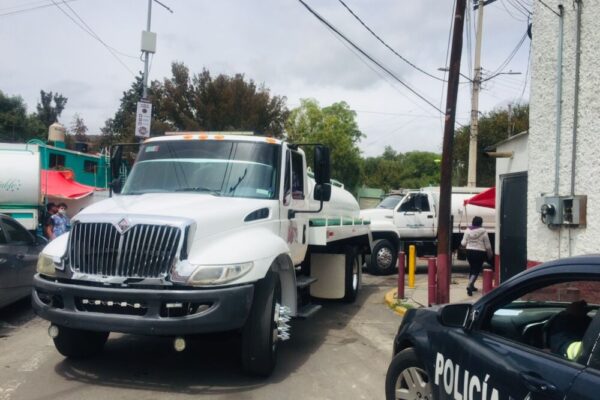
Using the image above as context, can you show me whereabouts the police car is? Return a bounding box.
[385,255,600,400]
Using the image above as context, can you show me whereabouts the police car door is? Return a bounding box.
[445,277,598,400]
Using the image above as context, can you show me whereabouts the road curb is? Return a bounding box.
[384,289,411,316]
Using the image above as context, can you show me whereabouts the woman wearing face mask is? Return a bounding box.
[50,203,70,239]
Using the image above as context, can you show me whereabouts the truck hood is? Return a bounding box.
[75,193,276,237]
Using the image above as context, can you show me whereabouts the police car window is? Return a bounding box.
[482,280,600,365]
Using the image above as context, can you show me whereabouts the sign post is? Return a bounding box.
[135,101,152,139]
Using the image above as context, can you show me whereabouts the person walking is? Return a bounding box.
[461,216,493,296]
[49,203,70,239]
[44,202,58,240]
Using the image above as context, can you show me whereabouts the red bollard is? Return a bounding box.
[482,268,493,295]
[397,251,405,299]
[428,257,437,306]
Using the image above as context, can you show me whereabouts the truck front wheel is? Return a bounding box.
[343,247,361,303]
[241,270,281,377]
[53,325,109,358]
[369,239,397,275]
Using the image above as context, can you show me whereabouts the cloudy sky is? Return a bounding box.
[0,0,532,157]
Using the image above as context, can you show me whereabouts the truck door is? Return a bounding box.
[394,193,434,238]
[280,149,308,266]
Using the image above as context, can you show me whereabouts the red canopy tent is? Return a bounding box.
[41,170,96,199]
[463,187,496,209]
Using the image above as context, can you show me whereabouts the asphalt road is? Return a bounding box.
[0,273,401,400]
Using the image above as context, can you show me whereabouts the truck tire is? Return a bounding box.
[369,239,397,275]
[241,270,281,377]
[53,325,109,358]
[343,247,361,303]
[385,348,432,400]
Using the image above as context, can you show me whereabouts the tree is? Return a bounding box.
[0,90,46,142]
[103,63,289,143]
[453,103,529,187]
[70,113,88,141]
[286,99,364,192]
[36,90,68,128]
[362,146,441,192]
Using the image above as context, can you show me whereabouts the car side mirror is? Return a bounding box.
[110,178,122,194]
[439,303,472,328]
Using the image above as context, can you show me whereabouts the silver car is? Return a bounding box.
[0,214,46,308]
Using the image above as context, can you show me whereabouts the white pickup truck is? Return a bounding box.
[360,187,495,275]
[32,133,371,376]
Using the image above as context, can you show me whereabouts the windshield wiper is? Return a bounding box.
[229,168,248,193]
[175,187,221,196]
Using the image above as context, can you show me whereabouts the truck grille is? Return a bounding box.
[68,223,182,278]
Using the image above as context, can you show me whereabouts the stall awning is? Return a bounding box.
[41,170,96,199]
[464,187,495,209]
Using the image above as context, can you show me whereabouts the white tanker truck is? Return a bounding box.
[32,132,371,376]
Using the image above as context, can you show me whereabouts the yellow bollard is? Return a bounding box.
[408,245,416,288]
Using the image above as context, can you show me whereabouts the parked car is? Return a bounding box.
[0,214,46,308]
[385,255,600,400]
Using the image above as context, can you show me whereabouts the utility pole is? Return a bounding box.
[142,0,153,100]
[467,0,485,187]
[437,0,467,304]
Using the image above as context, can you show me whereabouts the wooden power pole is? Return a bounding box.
[437,0,467,304]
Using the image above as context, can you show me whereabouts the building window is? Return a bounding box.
[84,160,97,173]
[49,153,65,169]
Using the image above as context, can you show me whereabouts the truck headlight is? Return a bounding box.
[37,253,58,277]
[188,262,253,286]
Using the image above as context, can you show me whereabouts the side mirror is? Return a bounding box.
[313,183,332,202]
[439,303,472,328]
[313,145,331,185]
[110,178,122,194]
[110,145,123,180]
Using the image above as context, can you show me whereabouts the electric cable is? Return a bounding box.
[337,0,446,82]
[483,30,527,80]
[49,0,137,76]
[0,0,78,17]
[518,40,531,104]
[297,0,444,115]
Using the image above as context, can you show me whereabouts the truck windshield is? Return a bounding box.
[121,140,280,199]
[377,195,403,209]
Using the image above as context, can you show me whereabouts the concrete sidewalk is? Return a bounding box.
[384,266,484,316]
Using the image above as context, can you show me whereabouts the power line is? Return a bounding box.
[518,40,531,104]
[336,0,446,82]
[50,0,137,76]
[500,0,527,21]
[0,0,78,17]
[484,29,527,79]
[297,0,444,115]
[537,0,560,17]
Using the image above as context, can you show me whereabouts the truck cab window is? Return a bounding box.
[291,151,304,200]
[399,194,430,212]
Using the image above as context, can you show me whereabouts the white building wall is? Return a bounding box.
[495,133,528,252]
[528,1,600,262]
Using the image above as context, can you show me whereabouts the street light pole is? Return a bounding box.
[467,0,485,188]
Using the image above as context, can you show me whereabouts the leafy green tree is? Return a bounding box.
[36,90,68,128]
[362,146,440,192]
[103,63,289,143]
[453,103,529,187]
[286,99,364,192]
[0,90,46,142]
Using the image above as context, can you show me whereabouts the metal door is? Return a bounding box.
[500,172,527,281]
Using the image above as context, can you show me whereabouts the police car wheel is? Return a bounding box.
[385,348,432,400]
